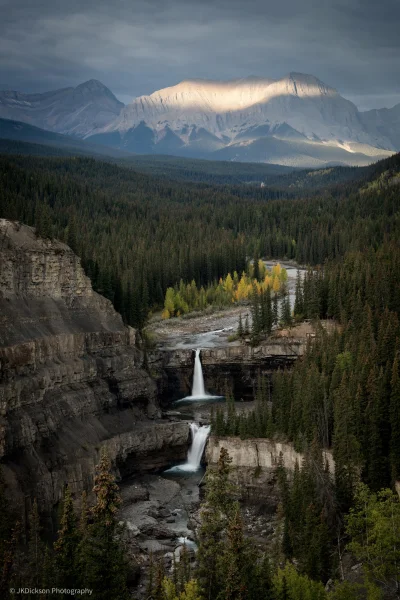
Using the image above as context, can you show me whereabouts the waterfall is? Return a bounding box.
[187,423,210,469]
[174,423,211,472]
[191,348,208,398]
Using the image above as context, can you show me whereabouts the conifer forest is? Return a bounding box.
[1,147,400,600]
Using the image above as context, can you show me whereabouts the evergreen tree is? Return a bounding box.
[54,487,81,592]
[197,448,236,599]
[333,373,360,509]
[27,499,45,588]
[272,294,279,327]
[67,214,78,254]
[281,295,292,326]
[218,505,249,600]
[390,356,400,481]
[294,270,304,318]
[35,202,52,239]
[42,547,56,599]
[346,483,400,596]
[78,449,129,600]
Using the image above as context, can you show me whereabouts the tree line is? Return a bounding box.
[0,153,399,329]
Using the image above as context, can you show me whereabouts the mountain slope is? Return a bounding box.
[0,79,123,138]
[87,73,395,167]
[0,117,134,158]
[361,103,400,150]
[1,74,397,167]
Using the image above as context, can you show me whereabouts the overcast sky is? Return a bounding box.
[0,0,399,111]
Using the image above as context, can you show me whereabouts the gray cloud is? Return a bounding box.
[0,0,399,109]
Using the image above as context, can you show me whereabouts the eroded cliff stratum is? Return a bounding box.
[0,219,188,511]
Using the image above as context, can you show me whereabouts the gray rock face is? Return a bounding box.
[0,80,124,138]
[361,103,400,151]
[0,220,189,510]
[87,73,395,166]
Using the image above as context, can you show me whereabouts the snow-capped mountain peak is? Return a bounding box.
[0,74,397,167]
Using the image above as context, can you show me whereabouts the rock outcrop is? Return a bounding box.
[0,220,189,511]
[206,436,334,505]
[206,436,334,473]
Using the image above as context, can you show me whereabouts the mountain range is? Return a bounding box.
[0,74,399,167]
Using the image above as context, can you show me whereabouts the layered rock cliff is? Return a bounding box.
[206,436,334,473]
[0,220,189,511]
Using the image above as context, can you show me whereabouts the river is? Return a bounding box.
[155,261,306,350]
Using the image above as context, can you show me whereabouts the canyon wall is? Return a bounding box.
[0,220,189,512]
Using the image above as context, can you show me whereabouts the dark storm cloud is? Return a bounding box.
[0,0,399,109]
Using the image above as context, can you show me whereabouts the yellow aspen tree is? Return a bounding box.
[258,259,266,280]
[273,277,281,294]
[264,275,272,290]
[272,264,282,278]
[224,273,234,296]
[236,275,248,301]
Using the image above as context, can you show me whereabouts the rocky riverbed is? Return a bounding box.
[119,470,203,596]
[147,260,306,351]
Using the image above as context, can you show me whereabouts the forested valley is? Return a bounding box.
[0,153,399,329]
[1,150,400,599]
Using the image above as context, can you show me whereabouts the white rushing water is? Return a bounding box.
[170,423,211,473]
[191,349,207,398]
[174,347,224,404]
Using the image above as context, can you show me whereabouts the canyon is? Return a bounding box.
[0,220,315,569]
[0,219,189,514]
[0,221,340,592]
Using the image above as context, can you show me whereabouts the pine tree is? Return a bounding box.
[346,483,400,596]
[272,294,279,327]
[219,505,249,600]
[281,295,292,326]
[365,366,390,490]
[54,487,81,591]
[35,202,52,239]
[197,448,236,599]
[250,284,261,344]
[41,547,56,599]
[333,373,360,510]
[67,214,78,254]
[294,270,304,318]
[27,499,44,588]
[78,449,129,600]
[390,356,400,481]
[253,256,260,281]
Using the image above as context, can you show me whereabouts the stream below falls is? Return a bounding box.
[119,348,226,593]
[120,263,305,593]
